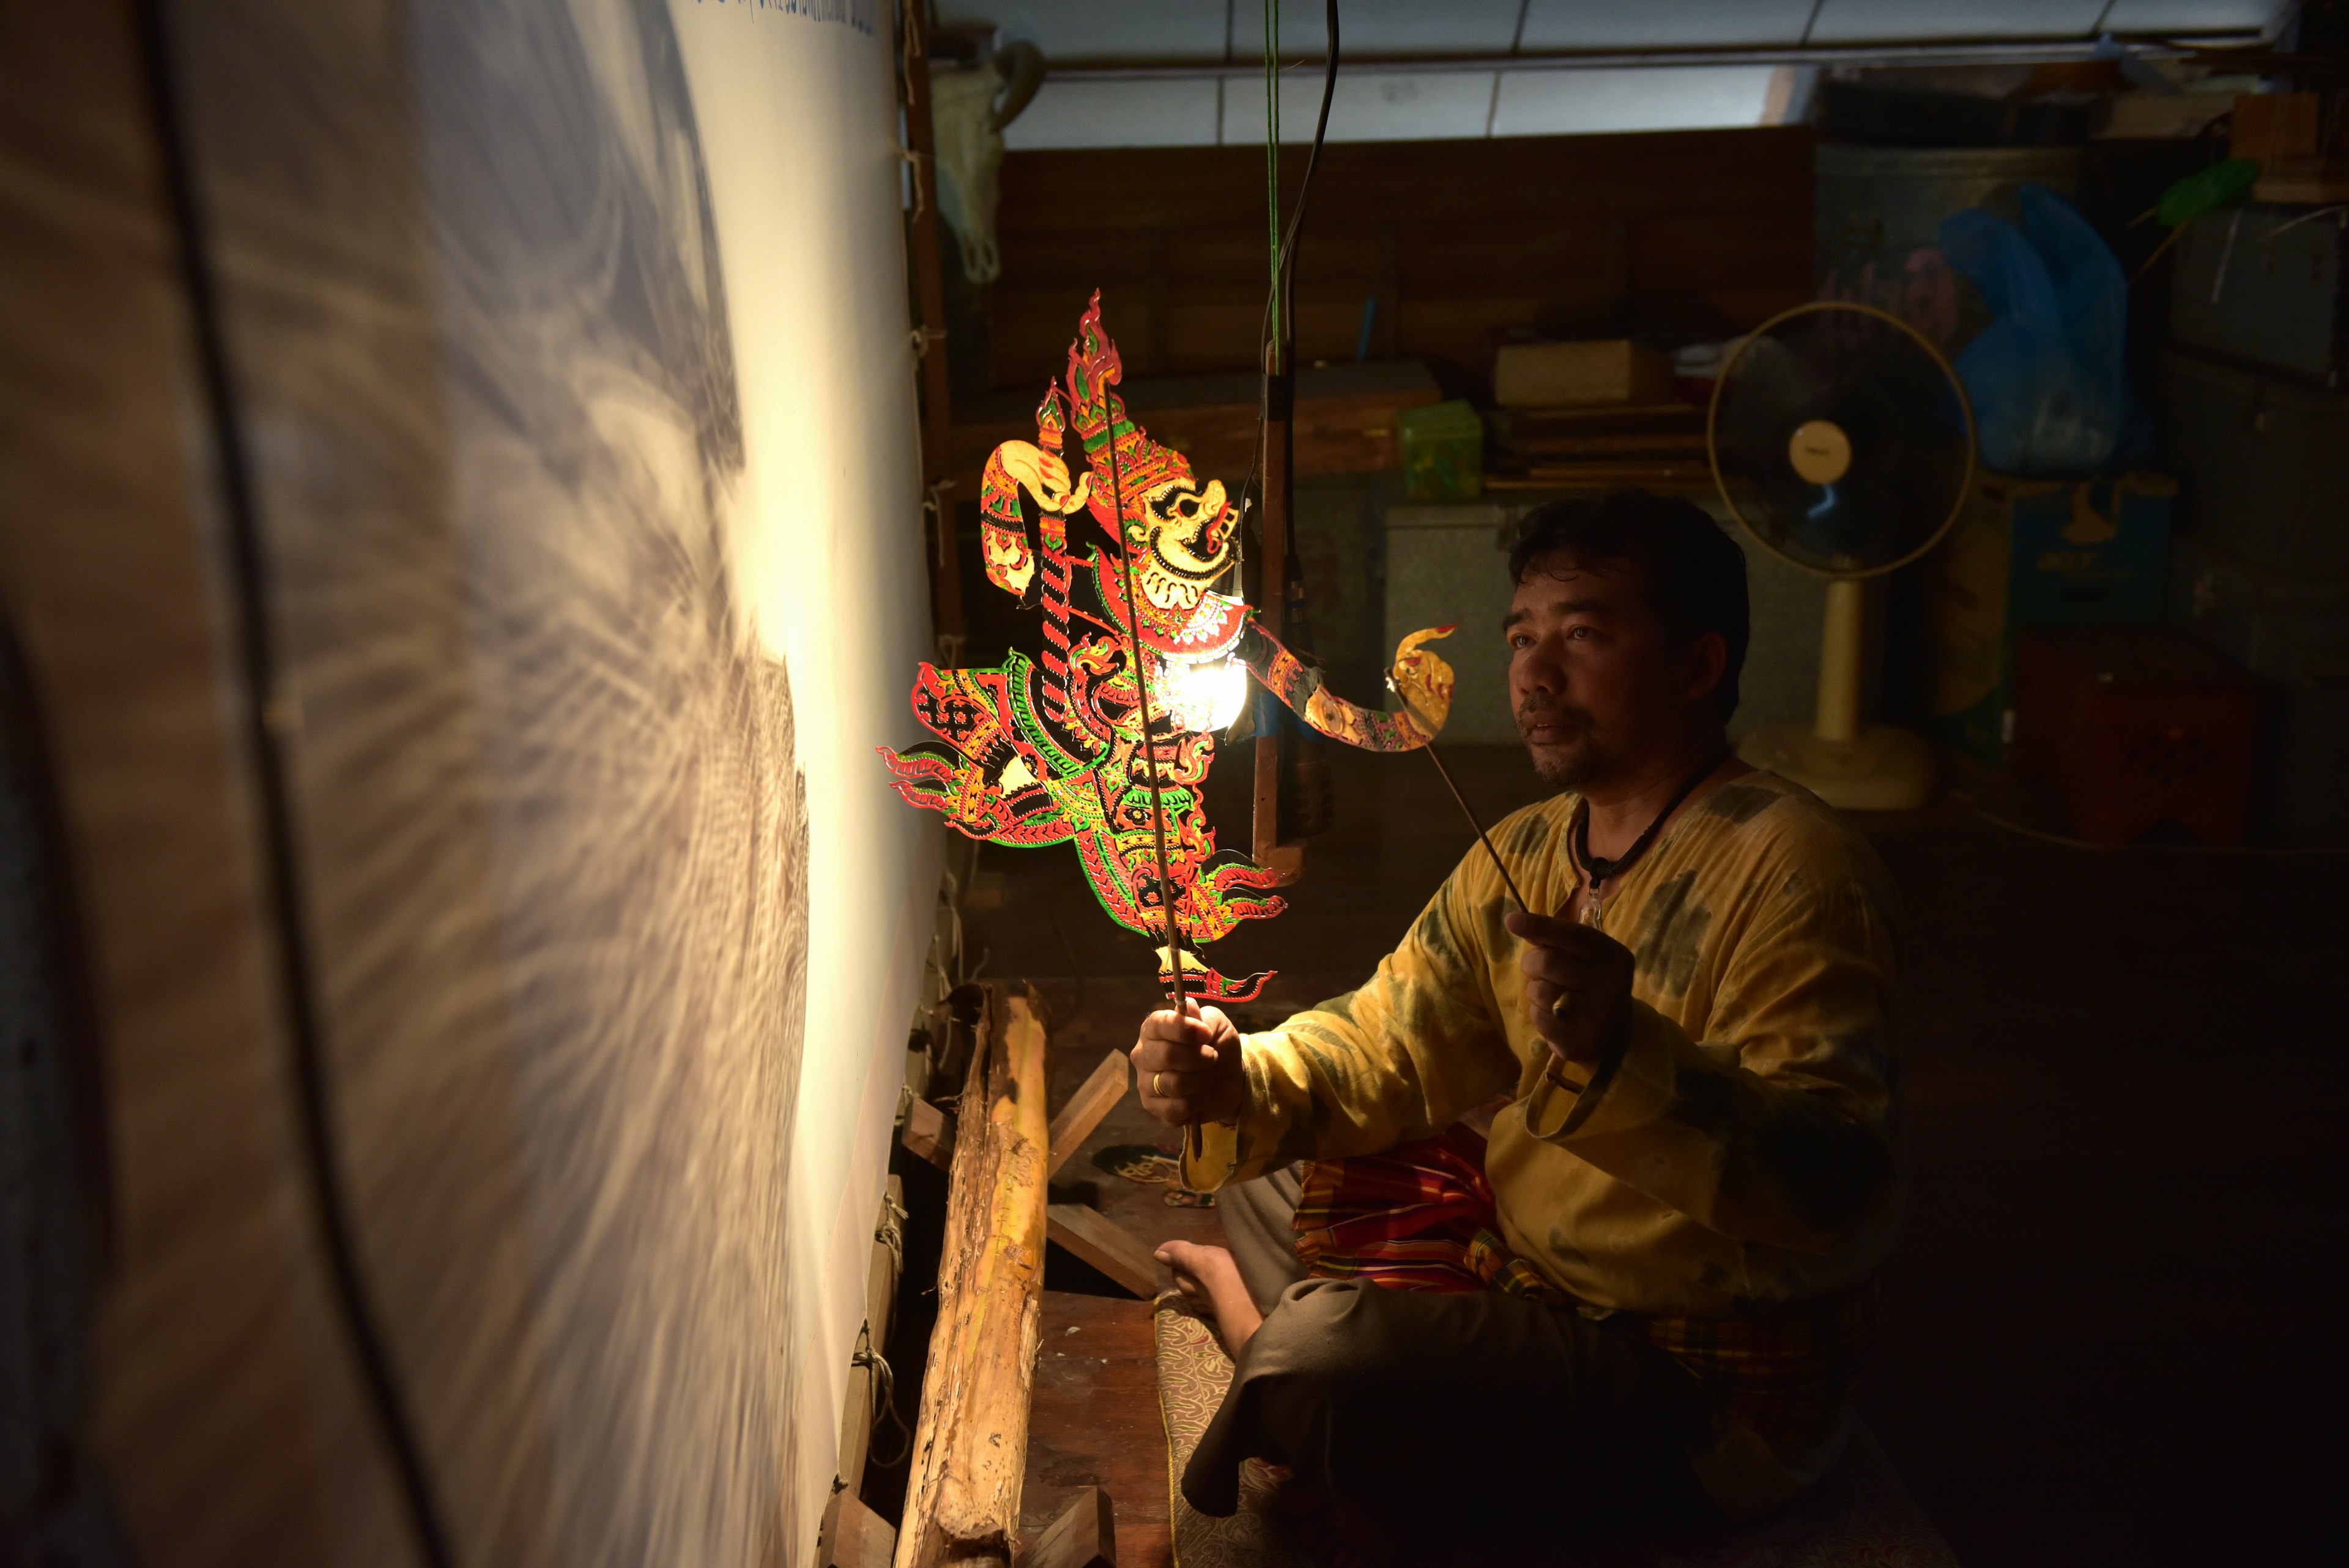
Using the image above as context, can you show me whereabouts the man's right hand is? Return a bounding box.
[1132,1000,1245,1128]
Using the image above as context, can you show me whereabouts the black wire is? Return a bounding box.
[1274,0,1343,348]
[127,7,457,1566]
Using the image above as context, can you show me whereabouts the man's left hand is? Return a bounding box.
[1504,910,1635,1068]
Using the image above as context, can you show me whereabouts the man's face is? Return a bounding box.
[1505,552,1700,791]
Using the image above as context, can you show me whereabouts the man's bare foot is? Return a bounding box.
[1154,1241,1264,1353]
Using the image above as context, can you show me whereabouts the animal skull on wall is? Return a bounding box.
[930,40,1042,286]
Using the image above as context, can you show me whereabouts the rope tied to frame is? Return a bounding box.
[874,1189,908,1275]
[852,1320,916,1470]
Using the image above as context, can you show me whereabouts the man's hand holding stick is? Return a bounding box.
[1133,998,1245,1129]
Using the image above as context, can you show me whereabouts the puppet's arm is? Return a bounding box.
[976,380,1093,600]
[1239,623,1455,752]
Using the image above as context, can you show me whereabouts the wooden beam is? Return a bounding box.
[1045,1206,1159,1301]
[902,1096,956,1171]
[825,1493,899,1568]
[1014,1487,1116,1568]
[894,984,1052,1568]
[1045,1052,1128,1178]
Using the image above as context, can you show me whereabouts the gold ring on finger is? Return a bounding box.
[1549,991,1575,1020]
[1152,1071,1167,1096]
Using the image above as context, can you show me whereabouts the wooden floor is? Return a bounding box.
[1024,1292,1175,1568]
[982,743,2347,1568]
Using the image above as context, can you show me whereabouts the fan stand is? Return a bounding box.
[1709,302,1975,816]
[1735,578,1937,811]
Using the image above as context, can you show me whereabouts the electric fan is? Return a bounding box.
[1707,301,1976,811]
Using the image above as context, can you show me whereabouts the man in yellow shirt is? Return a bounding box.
[1132,491,1903,1556]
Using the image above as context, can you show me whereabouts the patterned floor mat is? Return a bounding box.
[1152,1295,1313,1568]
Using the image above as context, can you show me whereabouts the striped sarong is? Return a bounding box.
[1291,1128,1877,1452]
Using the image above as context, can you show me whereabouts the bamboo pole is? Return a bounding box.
[892,983,1051,1568]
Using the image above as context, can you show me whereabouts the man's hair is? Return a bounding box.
[1507,490,1750,721]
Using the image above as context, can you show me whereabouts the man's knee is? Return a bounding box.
[1216,1174,1293,1256]
[1216,1169,1310,1312]
[1226,1281,1495,1504]
[1241,1279,1393,1395]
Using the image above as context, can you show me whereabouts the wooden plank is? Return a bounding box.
[902,1096,956,1171]
[1025,1293,1170,1568]
[1045,1206,1161,1301]
[825,1493,899,1568]
[1013,1486,1115,1568]
[1046,1053,1129,1178]
[1501,433,1710,459]
[895,984,1052,1568]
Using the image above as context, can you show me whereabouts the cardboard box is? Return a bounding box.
[2167,207,2347,389]
[2167,531,2349,840]
[1494,340,1672,409]
[2158,350,2349,575]
[2013,627,2258,846]
[2169,530,2349,686]
[2232,90,2349,204]
[1924,470,2177,765]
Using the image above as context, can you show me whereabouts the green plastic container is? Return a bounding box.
[1399,399,1483,502]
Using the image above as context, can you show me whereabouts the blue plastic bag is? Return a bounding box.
[1937,185,2151,476]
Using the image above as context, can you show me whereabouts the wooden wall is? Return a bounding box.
[986,127,1816,392]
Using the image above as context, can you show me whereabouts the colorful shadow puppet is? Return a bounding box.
[881,294,1454,1002]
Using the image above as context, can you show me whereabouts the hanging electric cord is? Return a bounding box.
[1231,0,1343,601]
[128,4,456,1566]
[1269,0,1342,360]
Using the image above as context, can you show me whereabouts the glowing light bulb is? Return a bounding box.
[1160,653,1250,733]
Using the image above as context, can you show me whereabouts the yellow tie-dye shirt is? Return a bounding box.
[1182,768,1904,1519]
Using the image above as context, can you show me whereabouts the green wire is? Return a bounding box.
[1264,0,1280,374]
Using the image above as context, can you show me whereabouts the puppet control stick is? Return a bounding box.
[1390,677,1573,1022]
[1104,426,1198,1014]
[1105,415,1224,1159]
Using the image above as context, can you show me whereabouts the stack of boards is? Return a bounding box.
[1485,339,1712,492]
[1483,401,1712,493]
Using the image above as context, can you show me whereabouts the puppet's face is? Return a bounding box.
[1129,474,1238,614]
